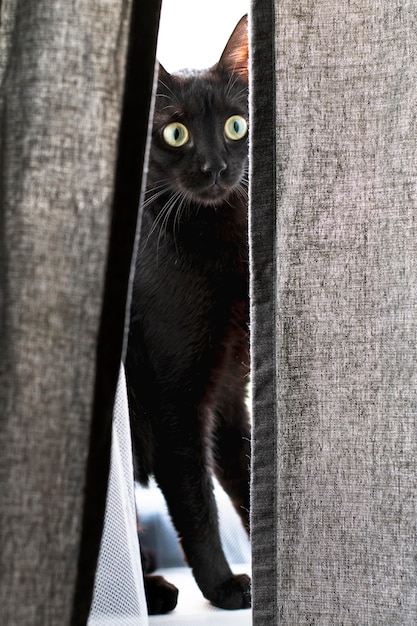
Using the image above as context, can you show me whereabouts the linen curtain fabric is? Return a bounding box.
[2,0,417,625]
[0,1,160,624]
[250,1,417,624]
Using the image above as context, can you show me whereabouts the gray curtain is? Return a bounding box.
[0,1,160,624]
[2,0,417,624]
[250,1,417,624]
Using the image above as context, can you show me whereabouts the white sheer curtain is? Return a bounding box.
[89,367,148,626]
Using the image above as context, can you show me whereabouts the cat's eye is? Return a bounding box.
[162,122,189,147]
[224,115,248,141]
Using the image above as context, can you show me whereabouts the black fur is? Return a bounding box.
[125,16,250,612]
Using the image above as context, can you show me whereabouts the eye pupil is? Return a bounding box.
[234,121,240,133]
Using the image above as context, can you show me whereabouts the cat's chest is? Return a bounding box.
[132,227,248,384]
[143,245,247,313]
[136,234,246,335]
[142,207,247,282]
[135,207,248,344]
[179,220,247,280]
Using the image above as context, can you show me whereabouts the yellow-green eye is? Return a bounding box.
[162,122,189,147]
[224,115,247,141]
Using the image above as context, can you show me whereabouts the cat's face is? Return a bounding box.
[147,15,249,209]
[148,69,248,207]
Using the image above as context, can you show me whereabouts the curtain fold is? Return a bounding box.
[250,1,417,623]
[0,1,160,623]
[249,2,279,623]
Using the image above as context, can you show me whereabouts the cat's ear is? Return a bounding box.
[217,15,248,83]
[158,63,171,82]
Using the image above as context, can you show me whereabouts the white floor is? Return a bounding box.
[148,565,252,625]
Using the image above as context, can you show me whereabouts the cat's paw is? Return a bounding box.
[210,573,251,610]
[144,574,179,615]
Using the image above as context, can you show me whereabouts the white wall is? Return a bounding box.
[157,0,249,72]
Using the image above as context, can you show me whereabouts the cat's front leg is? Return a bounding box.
[153,424,251,610]
[213,395,251,534]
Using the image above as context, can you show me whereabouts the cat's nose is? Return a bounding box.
[201,161,227,183]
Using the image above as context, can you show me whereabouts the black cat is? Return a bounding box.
[125,15,250,613]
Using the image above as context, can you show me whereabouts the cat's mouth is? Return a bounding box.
[184,182,233,207]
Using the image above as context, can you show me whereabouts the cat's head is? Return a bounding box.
[148,15,248,208]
